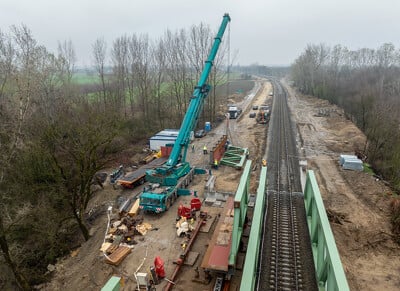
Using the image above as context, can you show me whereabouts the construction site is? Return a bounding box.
[38,14,400,291]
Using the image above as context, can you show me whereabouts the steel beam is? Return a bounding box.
[240,165,267,291]
[304,170,349,291]
[229,160,252,267]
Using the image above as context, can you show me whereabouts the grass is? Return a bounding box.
[363,163,375,174]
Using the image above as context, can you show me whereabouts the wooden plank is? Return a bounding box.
[100,242,112,252]
[128,199,140,217]
[105,246,131,266]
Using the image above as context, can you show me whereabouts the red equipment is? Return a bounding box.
[178,204,195,219]
[178,199,202,219]
[154,256,165,278]
[190,198,202,211]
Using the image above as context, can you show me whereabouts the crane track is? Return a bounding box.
[257,79,317,291]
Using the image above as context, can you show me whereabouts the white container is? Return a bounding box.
[136,272,148,287]
[339,154,357,165]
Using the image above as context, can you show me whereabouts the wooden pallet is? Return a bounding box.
[105,246,131,266]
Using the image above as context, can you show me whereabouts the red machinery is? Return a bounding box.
[191,198,202,211]
[177,198,202,219]
[154,256,165,278]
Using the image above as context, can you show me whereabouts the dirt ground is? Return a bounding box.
[285,80,400,290]
[38,80,270,291]
[38,78,400,291]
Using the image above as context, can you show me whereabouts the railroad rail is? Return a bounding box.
[257,79,318,291]
[239,78,349,291]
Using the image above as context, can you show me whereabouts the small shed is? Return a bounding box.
[149,129,179,151]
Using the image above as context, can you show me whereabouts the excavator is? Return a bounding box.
[256,105,270,124]
[139,14,231,213]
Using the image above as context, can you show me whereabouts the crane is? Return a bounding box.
[139,13,231,213]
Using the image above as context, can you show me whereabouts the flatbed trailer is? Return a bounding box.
[117,157,167,189]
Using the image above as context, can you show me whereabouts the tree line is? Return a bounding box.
[0,22,231,290]
[92,22,232,129]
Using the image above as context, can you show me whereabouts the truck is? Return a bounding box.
[139,14,231,213]
[117,157,167,189]
[228,106,239,119]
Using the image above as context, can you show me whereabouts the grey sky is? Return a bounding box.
[1,0,399,67]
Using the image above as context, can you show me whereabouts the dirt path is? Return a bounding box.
[285,80,400,290]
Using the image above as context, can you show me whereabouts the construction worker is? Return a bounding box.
[191,144,195,153]
[262,159,267,167]
[203,145,208,154]
[214,159,219,169]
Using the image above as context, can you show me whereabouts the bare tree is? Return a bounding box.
[0,25,37,291]
[92,37,108,106]
[0,30,15,99]
[57,39,76,84]
[111,36,129,115]
[129,33,153,121]
[43,99,118,241]
[164,29,188,123]
[152,37,167,127]
[188,23,212,78]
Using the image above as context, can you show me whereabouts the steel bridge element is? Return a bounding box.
[228,160,252,269]
[304,170,349,291]
[220,145,249,169]
[210,134,228,164]
[101,276,121,291]
[239,165,267,291]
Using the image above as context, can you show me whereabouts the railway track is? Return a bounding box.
[257,79,317,291]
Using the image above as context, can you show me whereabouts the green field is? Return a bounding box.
[72,72,100,85]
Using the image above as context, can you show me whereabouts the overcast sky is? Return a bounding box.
[1,0,400,67]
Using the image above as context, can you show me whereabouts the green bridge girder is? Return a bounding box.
[239,169,349,291]
[304,170,350,291]
[239,165,267,291]
[229,160,252,268]
[220,145,249,169]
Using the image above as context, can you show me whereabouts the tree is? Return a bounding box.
[129,33,153,121]
[92,37,108,106]
[152,37,167,127]
[164,29,188,124]
[0,25,35,291]
[57,39,76,85]
[42,98,119,241]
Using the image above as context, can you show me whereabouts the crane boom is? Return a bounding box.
[141,14,231,213]
[145,14,231,187]
[167,13,231,167]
